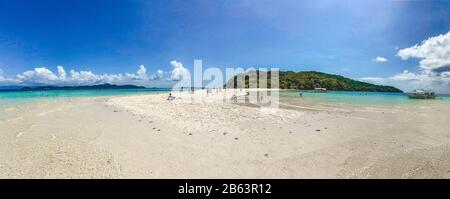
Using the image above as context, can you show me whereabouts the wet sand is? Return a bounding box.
[1,90,450,178]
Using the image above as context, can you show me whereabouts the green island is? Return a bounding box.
[226,70,402,92]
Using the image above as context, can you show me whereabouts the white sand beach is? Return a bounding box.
[1,90,450,178]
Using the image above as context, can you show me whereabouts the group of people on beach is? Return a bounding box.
[206,88,223,95]
[167,87,243,103]
[168,87,226,101]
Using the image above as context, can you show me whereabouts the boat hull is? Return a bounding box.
[407,93,436,99]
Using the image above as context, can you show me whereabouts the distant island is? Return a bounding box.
[226,70,403,92]
[0,71,402,93]
[0,84,146,92]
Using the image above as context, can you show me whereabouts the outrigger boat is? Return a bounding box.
[313,87,327,93]
[407,89,436,99]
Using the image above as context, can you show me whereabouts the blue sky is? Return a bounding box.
[0,0,450,91]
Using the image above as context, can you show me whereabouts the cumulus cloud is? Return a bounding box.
[69,70,101,84]
[57,65,67,80]
[137,65,148,80]
[359,77,386,84]
[156,70,164,79]
[389,70,423,81]
[16,67,59,83]
[397,30,450,73]
[0,68,20,85]
[360,70,450,94]
[170,60,190,81]
[360,73,450,94]
[0,62,178,87]
[361,30,450,94]
[374,56,388,62]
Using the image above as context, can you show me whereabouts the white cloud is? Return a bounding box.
[389,70,423,81]
[57,65,67,80]
[374,56,388,62]
[137,65,148,80]
[69,70,101,84]
[170,60,190,81]
[361,30,450,94]
[397,30,450,72]
[156,70,164,79]
[361,71,450,94]
[359,77,386,84]
[16,67,59,83]
[0,68,21,85]
[442,72,450,78]
[0,61,183,87]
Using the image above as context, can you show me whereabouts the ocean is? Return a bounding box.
[281,90,450,105]
[0,88,172,108]
[1,89,449,110]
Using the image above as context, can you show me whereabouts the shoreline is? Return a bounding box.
[1,91,450,178]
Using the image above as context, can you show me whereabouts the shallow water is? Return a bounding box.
[2,89,449,114]
[0,88,171,100]
[281,90,450,106]
[0,88,172,113]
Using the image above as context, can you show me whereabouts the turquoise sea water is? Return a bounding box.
[1,89,450,109]
[281,90,450,105]
[0,88,171,108]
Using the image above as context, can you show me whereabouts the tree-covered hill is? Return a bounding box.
[225,70,402,92]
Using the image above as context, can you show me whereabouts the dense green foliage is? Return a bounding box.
[226,70,402,92]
